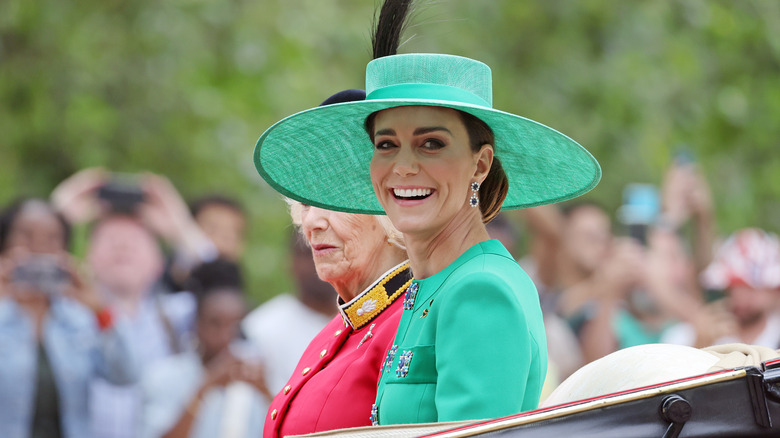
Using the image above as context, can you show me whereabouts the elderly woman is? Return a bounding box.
[253,1,601,426]
[0,198,136,438]
[263,90,410,437]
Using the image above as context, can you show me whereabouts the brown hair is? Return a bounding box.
[365,109,508,224]
[457,111,508,224]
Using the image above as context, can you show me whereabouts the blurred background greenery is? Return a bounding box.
[2,0,779,304]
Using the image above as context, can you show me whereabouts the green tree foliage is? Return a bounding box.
[2,0,779,302]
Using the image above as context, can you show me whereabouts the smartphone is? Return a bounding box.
[98,173,145,213]
[12,255,70,296]
[617,183,659,246]
[626,223,649,247]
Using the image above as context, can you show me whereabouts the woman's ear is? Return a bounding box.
[474,144,494,184]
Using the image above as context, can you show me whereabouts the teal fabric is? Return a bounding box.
[375,240,547,425]
[613,309,665,348]
[366,83,491,107]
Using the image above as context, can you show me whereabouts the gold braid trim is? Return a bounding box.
[341,261,411,330]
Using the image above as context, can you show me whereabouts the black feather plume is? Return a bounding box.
[372,0,414,59]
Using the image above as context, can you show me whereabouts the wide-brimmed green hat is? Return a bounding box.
[254,53,601,215]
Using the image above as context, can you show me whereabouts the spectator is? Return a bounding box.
[242,233,337,395]
[142,260,269,438]
[190,195,247,263]
[51,168,212,438]
[663,228,780,348]
[0,198,136,438]
[86,213,196,437]
[522,202,643,364]
[522,202,618,317]
[660,153,716,275]
[601,162,715,353]
[161,193,246,293]
[577,161,717,360]
[521,158,716,364]
[580,226,697,360]
[51,168,218,285]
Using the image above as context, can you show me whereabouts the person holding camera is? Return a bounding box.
[51,167,219,277]
[51,168,217,438]
[0,198,137,438]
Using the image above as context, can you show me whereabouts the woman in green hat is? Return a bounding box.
[254,0,600,426]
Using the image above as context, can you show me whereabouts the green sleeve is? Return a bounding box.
[434,271,537,421]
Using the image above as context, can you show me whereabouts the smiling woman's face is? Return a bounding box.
[370,106,485,237]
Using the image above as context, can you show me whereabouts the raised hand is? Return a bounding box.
[50,167,109,224]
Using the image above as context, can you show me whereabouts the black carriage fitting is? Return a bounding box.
[764,360,780,404]
[659,395,692,438]
[747,367,773,428]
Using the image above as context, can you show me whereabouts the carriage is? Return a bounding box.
[302,356,780,438]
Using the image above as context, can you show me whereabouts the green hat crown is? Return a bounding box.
[365,54,493,108]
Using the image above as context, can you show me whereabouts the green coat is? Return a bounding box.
[374,240,548,425]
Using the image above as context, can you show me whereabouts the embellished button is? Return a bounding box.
[283,385,291,395]
[396,350,413,377]
[383,345,398,373]
[302,367,311,376]
[271,409,278,420]
[320,349,327,358]
[370,403,379,426]
[403,283,419,310]
[334,329,342,337]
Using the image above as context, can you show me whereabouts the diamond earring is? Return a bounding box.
[469,181,480,208]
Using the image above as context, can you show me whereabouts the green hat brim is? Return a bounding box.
[254,98,601,215]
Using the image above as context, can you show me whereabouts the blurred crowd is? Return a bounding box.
[506,157,780,395]
[1,157,778,437]
[0,168,337,438]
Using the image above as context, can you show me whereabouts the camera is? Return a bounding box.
[12,256,70,296]
[98,174,145,213]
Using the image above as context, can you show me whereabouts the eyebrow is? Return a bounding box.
[414,126,452,136]
[374,126,453,137]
